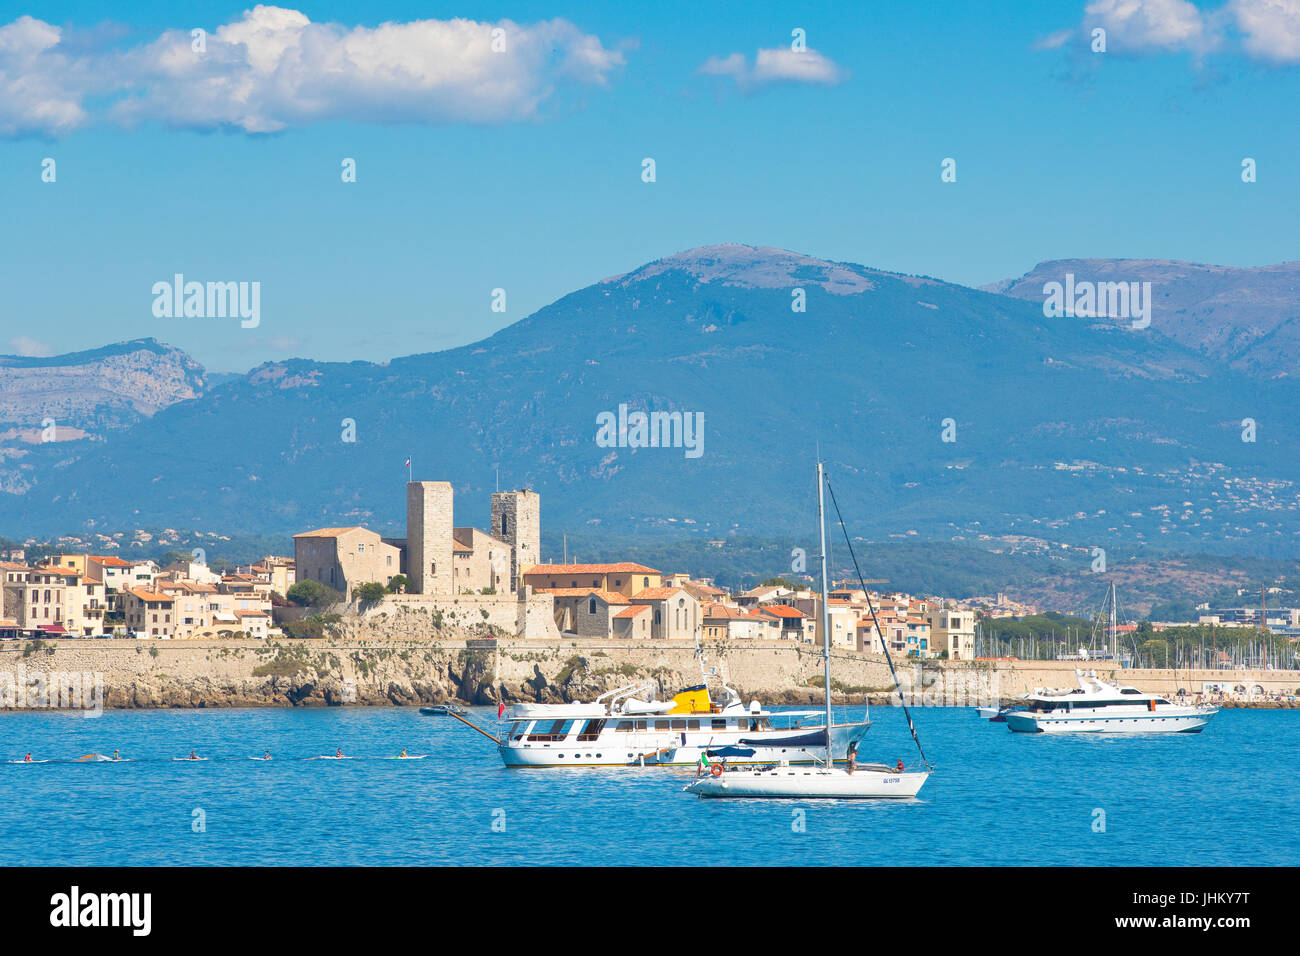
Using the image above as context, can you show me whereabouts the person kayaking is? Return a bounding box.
[189,750,199,760]
[111,749,121,761]
[399,748,408,758]
[264,750,271,760]
[24,753,32,763]
[335,747,343,758]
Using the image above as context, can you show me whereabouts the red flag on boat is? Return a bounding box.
[497,701,505,718]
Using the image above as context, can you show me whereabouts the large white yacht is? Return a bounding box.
[497,680,871,768]
[1003,670,1217,734]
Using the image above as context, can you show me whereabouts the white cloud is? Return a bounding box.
[699,47,847,91]
[0,16,93,136]
[1229,0,1300,62]
[1032,29,1077,50]
[1053,0,1300,62]
[1085,0,1215,52]
[7,336,55,357]
[0,6,627,137]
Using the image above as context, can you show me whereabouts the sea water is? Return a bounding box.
[0,706,1294,866]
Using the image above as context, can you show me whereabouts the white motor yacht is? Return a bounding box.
[1004,670,1217,734]
[497,680,870,768]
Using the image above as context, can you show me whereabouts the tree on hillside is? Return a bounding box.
[353,582,388,606]
[286,580,343,608]
[758,577,806,591]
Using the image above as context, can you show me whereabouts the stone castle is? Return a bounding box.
[294,482,540,600]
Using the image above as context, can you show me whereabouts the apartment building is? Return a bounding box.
[122,588,175,638]
[1,565,106,636]
[925,604,977,660]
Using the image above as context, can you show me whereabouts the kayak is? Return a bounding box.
[392,754,429,760]
[173,757,208,761]
[9,759,51,764]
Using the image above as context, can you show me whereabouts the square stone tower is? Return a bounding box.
[407,481,453,594]
[491,489,540,593]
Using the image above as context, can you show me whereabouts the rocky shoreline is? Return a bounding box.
[3,632,1297,712]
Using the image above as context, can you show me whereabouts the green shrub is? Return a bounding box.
[286,580,343,607]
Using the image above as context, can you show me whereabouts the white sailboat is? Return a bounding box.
[686,461,931,800]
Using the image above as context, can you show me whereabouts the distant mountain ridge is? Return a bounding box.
[3,246,1300,560]
[0,338,206,495]
[987,258,1300,379]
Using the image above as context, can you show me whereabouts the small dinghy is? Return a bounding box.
[419,704,467,716]
[975,704,1022,722]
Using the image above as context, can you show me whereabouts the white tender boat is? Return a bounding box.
[686,461,931,801]
[498,680,870,768]
[1003,670,1217,734]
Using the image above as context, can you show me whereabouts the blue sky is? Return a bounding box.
[3,0,1299,371]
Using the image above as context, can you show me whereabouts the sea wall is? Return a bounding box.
[0,634,1293,711]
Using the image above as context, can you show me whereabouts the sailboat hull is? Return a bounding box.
[686,767,929,799]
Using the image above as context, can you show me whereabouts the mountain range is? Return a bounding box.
[3,245,1300,566]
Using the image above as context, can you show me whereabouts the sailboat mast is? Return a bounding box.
[1109,581,1118,661]
[817,460,833,754]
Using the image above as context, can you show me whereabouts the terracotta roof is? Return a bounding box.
[614,605,651,619]
[703,603,751,620]
[293,526,369,538]
[125,587,174,603]
[759,604,806,619]
[160,581,217,594]
[90,556,132,567]
[34,566,81,579]
[234,609,268,617]
[524,562,661,576]
[536,588,631,605]
[630,587,685,601]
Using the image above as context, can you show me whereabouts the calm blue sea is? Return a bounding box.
[0,706,1293,866]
